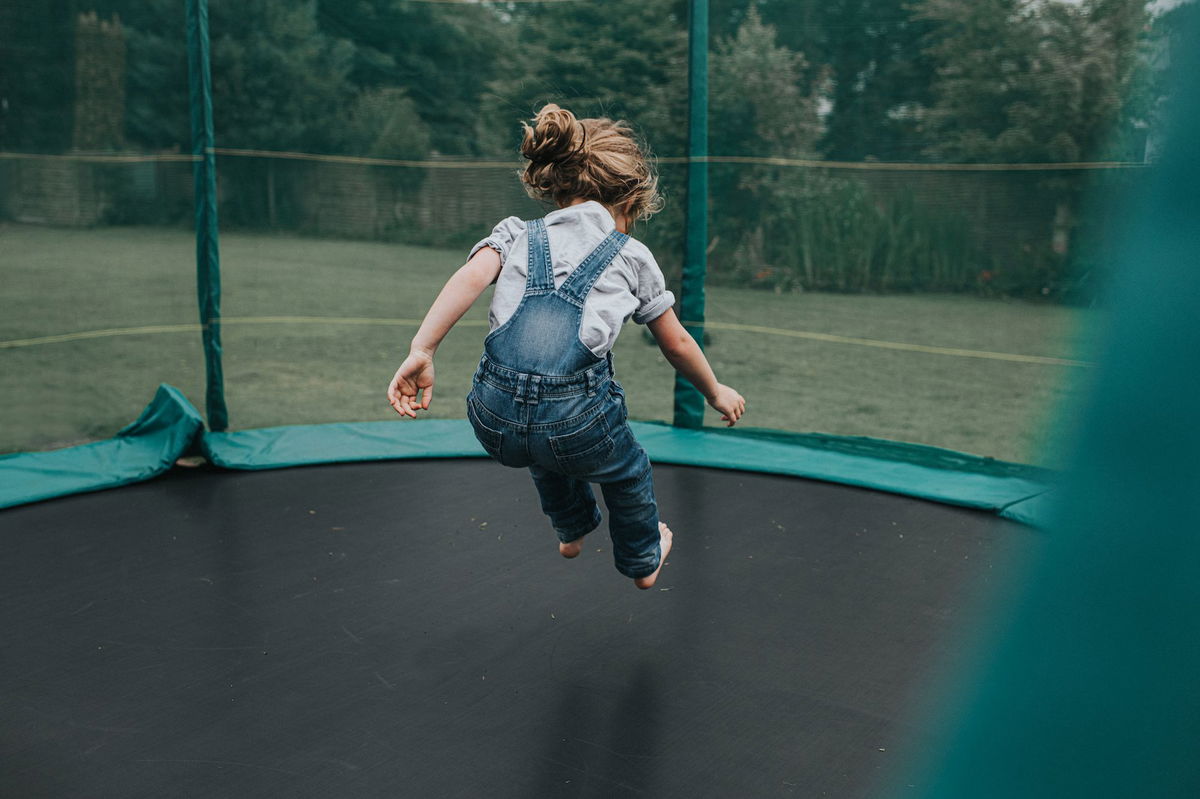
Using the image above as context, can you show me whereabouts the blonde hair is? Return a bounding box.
[520,103,663,222]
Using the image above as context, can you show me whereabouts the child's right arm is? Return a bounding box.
[387,246,502,418]
[647,308,746,426]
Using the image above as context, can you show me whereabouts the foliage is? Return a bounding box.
[1106,0,1200,161]
[478,0,690,276]
[707,7,823,287]
[314,0,501,155]
[478,0,688,155]
[0,1,76,152]
[908,0,1149,293]
[913,0,1148,164]
[208,1,355,153]
[711,7,821,158]
[338,87,429,160]
[0,0,1183,302]
[709,172,992,295]
[814,1,937,161]
[708,1,937,161]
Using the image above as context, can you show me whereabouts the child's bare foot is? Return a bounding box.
[634,522,673,590]
[559,538,584,558]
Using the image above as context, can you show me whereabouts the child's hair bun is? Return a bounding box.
[521,103,585,168]
[518,102,663,222]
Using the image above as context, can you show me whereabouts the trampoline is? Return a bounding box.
[2,456,1033,797]
[4,1,1199,797]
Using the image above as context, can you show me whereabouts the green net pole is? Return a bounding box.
[185,0,227,432]
[673,0,709,429]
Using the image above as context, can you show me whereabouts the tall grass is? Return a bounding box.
[707,169,1074,299]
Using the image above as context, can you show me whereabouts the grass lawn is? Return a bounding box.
[1,222,1096,465]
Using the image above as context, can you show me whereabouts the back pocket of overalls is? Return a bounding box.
[549,410,614,477]
[466,395,505,462]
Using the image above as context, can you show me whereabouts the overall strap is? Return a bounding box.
[556,229,629,307]
[523,218,555,294]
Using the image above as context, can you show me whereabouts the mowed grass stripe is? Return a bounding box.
[1,315,1090,367]
[700,321,1091,367]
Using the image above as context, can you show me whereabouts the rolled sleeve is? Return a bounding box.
[630,246,676,324]
[633,289,676,324]
[469,216,526,265]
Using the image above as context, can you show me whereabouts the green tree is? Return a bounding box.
[710,7,821,159]
[913,0,1040,162]
[914,0,1146,164]
[339,86,429,159]
[1107,0,1199,162]
[914,0,1148,287]
[709,0,938,161]
[314,0,501,155]
[479,0,689,158]
[0,1,76,152]
[479,0,689,272]
[208,0,355,152]
[813,1,937,161]
[83,0,361,153]
[708,7,825,285]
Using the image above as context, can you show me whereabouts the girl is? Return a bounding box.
[387,104,745,589]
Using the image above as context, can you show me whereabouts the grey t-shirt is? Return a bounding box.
[469,201,676,358]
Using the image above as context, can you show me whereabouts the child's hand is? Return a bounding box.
[387,351,435,418]
[708,384,746,427]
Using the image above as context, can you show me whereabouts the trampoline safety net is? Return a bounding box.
[0,0,1191,465]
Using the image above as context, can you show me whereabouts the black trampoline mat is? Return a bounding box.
[0,460,1034,798]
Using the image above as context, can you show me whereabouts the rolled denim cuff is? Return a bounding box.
[615,543,661,580]
[554,505,602,544]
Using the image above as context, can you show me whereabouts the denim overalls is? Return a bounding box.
[466,217,661,579]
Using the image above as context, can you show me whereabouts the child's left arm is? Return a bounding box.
[387,246,502,418]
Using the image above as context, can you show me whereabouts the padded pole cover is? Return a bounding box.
[673,0,709,428]
[186,0,228,431]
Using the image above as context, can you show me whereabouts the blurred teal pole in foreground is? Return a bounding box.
[902,14,1200,799]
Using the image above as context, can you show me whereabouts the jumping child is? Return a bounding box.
[386,103,745,589]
